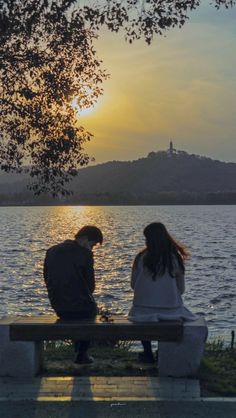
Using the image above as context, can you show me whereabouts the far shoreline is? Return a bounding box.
[0,203,236,207]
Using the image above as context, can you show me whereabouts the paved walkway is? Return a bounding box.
[1,377,236,418]
[0,376,200,401]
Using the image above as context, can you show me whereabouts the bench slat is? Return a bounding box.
[9,316,183,342]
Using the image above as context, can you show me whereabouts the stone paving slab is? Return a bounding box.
[0,376,200,401]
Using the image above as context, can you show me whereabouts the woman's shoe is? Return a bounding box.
[138,351,155,364]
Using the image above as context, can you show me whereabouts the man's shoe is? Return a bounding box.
[138,351,155,364]
[74,353,94,364]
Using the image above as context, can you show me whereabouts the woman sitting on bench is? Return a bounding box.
[128,222,197,363]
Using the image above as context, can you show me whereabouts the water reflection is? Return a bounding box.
[0,205,235,342]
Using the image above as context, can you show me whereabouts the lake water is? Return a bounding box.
[0,205,235,343]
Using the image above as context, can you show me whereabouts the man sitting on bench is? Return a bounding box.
[43,225,103,364]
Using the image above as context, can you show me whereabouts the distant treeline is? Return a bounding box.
[1,192,236,206]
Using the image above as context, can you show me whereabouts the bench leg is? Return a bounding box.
[0,322,42,377]
[158,317,208,377]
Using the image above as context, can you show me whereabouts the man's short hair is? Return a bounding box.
[75,226,103,244]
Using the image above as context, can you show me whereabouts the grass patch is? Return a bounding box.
[43,340,158,377]
[197,338,236,397]
[43,338,236,396]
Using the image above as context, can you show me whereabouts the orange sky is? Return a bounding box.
[78,3,236,164]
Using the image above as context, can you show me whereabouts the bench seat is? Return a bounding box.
[9,315,183,342]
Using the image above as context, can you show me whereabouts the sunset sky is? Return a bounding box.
[78,2,236,164]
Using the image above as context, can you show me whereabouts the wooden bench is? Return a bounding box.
[9,314,183,342]
[0,315,183,377]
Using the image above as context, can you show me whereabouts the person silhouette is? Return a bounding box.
[128,222,197,363]
[44,225,103,364]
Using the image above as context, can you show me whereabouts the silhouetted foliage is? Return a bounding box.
[0,0,235,195]
[0,1,109,195]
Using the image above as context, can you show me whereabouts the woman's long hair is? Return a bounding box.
[142,222,189,279]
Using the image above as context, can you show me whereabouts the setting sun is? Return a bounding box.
[71,96,96,117]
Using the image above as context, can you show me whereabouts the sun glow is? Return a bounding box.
[71,96,96,117]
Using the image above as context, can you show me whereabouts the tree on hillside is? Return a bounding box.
[0,0,235,195]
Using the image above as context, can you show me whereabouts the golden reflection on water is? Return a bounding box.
[46,206,107,243]
[0,205,236,342]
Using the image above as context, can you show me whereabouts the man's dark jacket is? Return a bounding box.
[44,240,97,315]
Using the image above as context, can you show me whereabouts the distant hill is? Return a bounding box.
[0,148,236,204]
[71,150,236,195]
[0,170,29,193]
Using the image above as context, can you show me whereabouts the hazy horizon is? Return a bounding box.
[86,142,236,166]
[0,143,236,176]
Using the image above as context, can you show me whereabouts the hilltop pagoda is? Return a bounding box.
[167,140,177,155]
